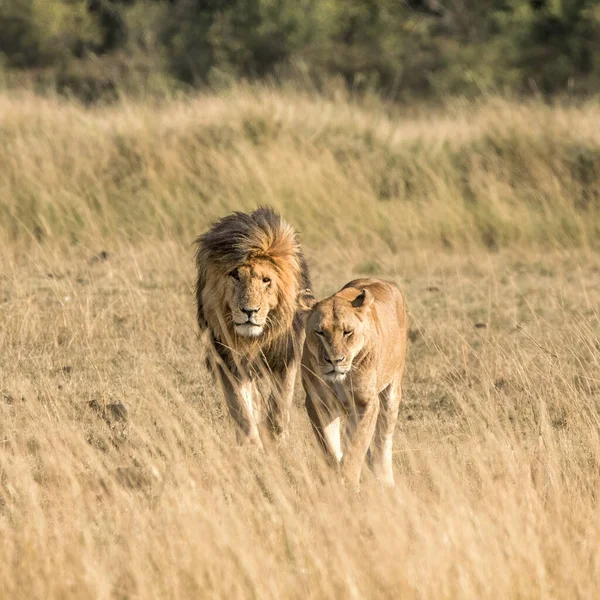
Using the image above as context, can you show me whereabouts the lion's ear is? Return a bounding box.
[297,288,317,313]
[351,288,374,313]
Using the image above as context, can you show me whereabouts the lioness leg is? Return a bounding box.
[371,378,401,487]
[342,396,379,488]
[305,389,344,464]
[219,368,262,448]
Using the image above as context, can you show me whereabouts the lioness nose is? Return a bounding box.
[242,307,259,317]
[324,355,346,365]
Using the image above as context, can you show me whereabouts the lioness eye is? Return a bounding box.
[229,269,240,280]
[315,329,324,336]
[262,277,271,284]
[343,330,354,337]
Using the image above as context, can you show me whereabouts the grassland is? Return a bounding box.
[1,88,600,599]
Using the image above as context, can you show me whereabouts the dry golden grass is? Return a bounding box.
[2,87,600,253]
[1,88,600,598]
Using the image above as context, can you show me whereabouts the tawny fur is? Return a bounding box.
[302,278,407,487]
[195,207,313,447]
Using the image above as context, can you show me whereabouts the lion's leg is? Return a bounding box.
[219,367,263,449]
[266,363,297,439]
[342,395,379,489]
[370,378,401,487]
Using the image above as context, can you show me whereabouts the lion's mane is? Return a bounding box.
[195,207,312,371]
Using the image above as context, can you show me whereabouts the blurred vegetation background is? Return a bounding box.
[1,0,599,102]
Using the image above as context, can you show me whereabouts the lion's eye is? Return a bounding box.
[343,330,354,337]
[229,269,240,281]
[262,277,271,284]
[315,329,325,336]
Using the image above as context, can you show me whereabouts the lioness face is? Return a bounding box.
[226,260,279,337]
[305,290,373,383]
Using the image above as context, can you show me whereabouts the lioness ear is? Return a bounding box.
[351,288,374,312]
[297,288,317,313]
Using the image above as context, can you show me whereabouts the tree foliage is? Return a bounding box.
[0,0,599,99]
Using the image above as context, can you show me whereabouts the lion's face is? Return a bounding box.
[305,289,374,383]
[226,259,280,338]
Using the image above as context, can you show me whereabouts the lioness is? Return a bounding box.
[195,207,314,448]
[302,278,407,487]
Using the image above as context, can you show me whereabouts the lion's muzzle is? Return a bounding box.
[321,362,351,382]
[319,352,351,381]
[234,322,264,337]
[322,369,350,383]
[233,307,267,337]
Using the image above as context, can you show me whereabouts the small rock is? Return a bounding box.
[552,417,568,430]
[89,250,110,265]
[1,392,25,405]
[408,328,420,343]
[106,402,128,423]
[2,392,14,405]
[89,400,129,429]
[493,378,507,390]
[88,399,102,413]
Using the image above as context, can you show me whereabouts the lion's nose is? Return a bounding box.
[242,307,259,317]
[324,355,346,365]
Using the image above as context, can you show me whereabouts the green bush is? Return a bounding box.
[1,0,599,100]
[0,0,100,68]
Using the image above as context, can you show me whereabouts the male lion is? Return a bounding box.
[195,207,314,448]
[302,278,407,487]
